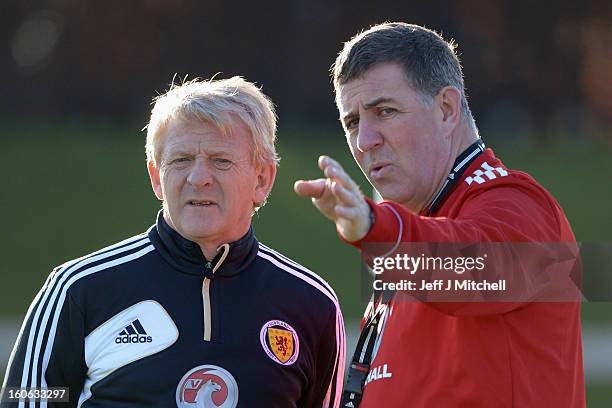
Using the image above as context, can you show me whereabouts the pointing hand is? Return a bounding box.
[294,155,372,242]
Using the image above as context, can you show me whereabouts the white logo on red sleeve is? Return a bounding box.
[176,365,238,408]
[465,161,508,185]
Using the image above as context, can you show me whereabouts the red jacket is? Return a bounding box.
[350,148,585,407]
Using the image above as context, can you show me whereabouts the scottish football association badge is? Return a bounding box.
[259,320,299,365]
[176,364,238,408]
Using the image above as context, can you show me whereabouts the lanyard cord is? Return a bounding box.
[340,291,391,407]
[425,140,485,216]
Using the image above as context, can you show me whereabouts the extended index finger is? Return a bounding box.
[319,155,361,194]
[318,155,347,175]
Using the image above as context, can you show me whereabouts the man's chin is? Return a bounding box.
[374,188,414,208]
[371,184,395,201]
[174,219,218,242]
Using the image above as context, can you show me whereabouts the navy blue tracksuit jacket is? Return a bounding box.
[2,212,345,407]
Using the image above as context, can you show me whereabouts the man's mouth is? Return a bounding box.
[369,163,390,178]
[188,200,216,206]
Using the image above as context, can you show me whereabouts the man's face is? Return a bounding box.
[337,63,454,212]
[148,118,274,248]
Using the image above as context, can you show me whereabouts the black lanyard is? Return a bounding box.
[425,140,485,215]
[340,291,392,407]
[341,141,485,407]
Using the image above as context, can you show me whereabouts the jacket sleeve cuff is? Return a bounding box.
[340,197,406,251]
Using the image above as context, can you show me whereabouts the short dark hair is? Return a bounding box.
[332,22,474,123]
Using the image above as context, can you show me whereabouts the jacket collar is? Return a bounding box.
[148,210,259,278]
[422,139,485,216]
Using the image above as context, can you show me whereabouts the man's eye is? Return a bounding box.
[172,157,191,164]
[346,118,359,130]
[212,158,232,169]
[379,107,396,117]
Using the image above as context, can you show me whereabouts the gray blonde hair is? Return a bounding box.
[145,76,279,168]
[332,22,476,130]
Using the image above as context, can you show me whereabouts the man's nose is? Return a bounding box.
[187,158,213,188]
[356,118,383,152]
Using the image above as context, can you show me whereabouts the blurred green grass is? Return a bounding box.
[1,121,611,320]
[587,384,612,407]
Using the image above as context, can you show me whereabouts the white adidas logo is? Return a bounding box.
[115,319,153,344]
[464,161,508,185]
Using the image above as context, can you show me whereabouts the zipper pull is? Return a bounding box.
[203,261,214,279]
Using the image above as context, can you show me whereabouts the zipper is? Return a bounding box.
[201,244,230,342]
[202,262,214,341]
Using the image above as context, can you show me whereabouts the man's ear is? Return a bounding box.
[147,160,164,201]
[253,162,277,207]
[436,86,462,135]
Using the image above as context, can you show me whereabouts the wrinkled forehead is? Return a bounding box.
[336,63,414,115]
[337,79,387,115]
[158,117,242,157]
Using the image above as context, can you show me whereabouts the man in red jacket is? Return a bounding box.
[295,22,585,407]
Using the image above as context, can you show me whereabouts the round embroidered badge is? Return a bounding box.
[259,320,300,366]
